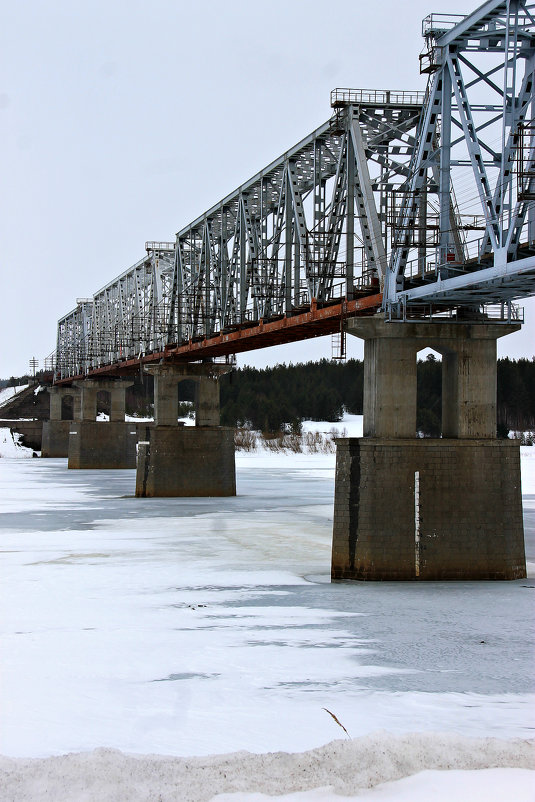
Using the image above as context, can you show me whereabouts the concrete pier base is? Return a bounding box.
[41,385,81,458]
[332,438,526,581]
[41,420,72,457]
[68,422,138,469]
[135,426,236,497]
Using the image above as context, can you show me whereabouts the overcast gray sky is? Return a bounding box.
[1,0,533,378]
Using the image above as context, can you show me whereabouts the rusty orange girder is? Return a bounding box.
[56,294,382,383]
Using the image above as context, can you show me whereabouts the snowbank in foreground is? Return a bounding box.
[215,769,535,801]
[0,734,532,802]
[0,428,35,459]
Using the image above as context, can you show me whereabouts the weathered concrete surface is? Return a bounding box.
[48,386,81,421]
[135,426,236,497]
[68,422,138,469]
[332,438,526,581]
[346,317,519,439]
[73,379,133,422]
[145,363,231,427]
[41,420,71,457]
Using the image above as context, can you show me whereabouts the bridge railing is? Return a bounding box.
[330,88,425,108]
[422,13,465,37]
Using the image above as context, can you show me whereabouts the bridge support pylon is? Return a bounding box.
[42,386,81,458]
[68,379,137,469]
[331,317,526,581]
[135,363,236,497]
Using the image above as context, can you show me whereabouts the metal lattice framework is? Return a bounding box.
[55,0,535,379]
[56,244,174,377]
[386,0,535,315]
[173,89,423,340]
[56,91,424,377]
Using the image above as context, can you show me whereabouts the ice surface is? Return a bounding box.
[0,427,534,798]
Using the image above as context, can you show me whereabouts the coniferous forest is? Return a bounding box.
[216,356,535,436]
[5,357,534,438]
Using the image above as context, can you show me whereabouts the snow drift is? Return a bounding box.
[0,733,533,802]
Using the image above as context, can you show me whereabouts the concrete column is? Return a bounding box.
[43,386,82,457]
[147,363,230,427]
[73,379,133,422]
[363,335,416,437]
[68,379,135,469]
[76,384,97,421]
[153,372,179,426]
[48,388,63,421]
[333,315,525,581]
[347,316,519,439]
[196,376,221,426]
[48,386,81,421]
[137,361,235,497]
[108,381,133,422]
[442,338,497,438]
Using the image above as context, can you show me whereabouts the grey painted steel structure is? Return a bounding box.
[56,1,535,379]
[56,92,423,377]
[387,0,535,314]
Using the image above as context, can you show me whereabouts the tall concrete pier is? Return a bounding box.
[332,317,526,581]
[42,386,81,458]
[68,379,137,469]
[135,363,236,497]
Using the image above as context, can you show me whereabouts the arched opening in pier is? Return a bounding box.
[96,389,111,419]
[416,348,442,437]
[60,394,74,420]
[177,379,196,422]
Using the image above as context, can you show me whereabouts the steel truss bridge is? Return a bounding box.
[55,0,535,381]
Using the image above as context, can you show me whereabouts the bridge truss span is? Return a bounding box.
[54,0,535,381]
[386,0,535,315]
[56,93,424,378]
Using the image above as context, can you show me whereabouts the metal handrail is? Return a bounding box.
[330,88,425,108]
[422,14,465,37]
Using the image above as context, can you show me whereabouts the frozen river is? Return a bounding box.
[1,449,534,760]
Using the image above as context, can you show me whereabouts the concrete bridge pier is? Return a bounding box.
[42,386,81,457]
[136,363,236,497]
[68,379,137,469]
[332,317,526,581]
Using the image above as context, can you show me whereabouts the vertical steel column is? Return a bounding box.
[439,61,452,267]
[204,221,211,338]
[285,166,293,311]
[220,208,228,329]
[346,110,355,299]
[239,196,247,321]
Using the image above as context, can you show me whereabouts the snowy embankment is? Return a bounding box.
[0,734,533,802]
[0,384,29,408]
[0,428,35,459]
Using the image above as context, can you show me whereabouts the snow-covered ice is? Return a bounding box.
[0,423,533,799]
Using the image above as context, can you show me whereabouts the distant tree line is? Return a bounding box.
[0,375,31,389]
[220,359,364,432]
[218,355,535,436]
[4,356,534,436]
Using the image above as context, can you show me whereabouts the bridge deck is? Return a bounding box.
[56,294,381,382]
